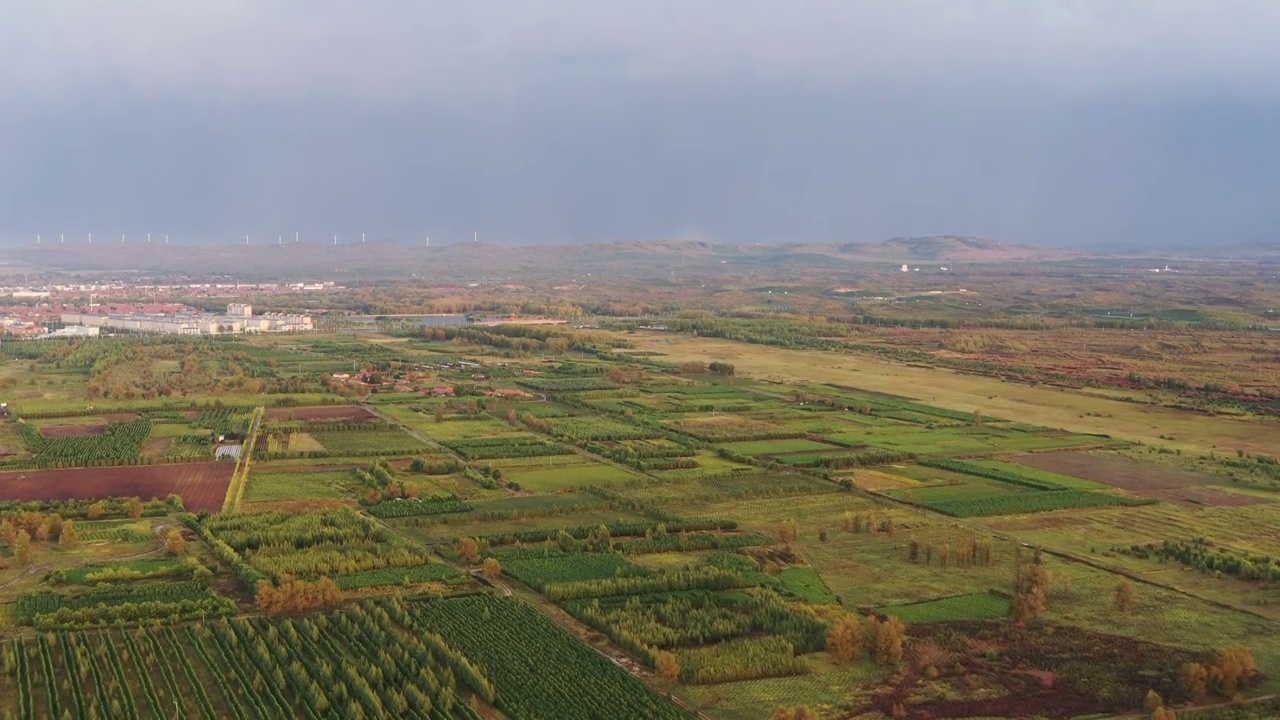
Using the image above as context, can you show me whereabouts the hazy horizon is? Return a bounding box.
[2,2,1278,249]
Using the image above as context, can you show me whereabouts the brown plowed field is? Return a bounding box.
[1014,452,1213,491]
[265,406,375,422]
[0,463,234,512]
[40,424,106,439]
[1147,486,1270,508]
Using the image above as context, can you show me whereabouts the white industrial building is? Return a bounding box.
[60,304,313,336]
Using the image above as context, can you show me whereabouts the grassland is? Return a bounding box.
[621,333,1279,455]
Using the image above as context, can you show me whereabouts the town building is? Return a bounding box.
[59,304,313,336]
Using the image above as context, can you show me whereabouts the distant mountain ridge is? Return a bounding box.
[0,235,1080,280]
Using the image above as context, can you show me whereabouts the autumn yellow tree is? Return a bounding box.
[14,529,33,565]
[654,651,680,681]
[826,616,864,663]
[875,616,907,665]
[1116,580,1136,612]
[164,527,186,556]
[483,557,502,579]
[1143,689,1164,714]
[1208,645,1256,697]
[776,520,799,544]
[127,497,145,519]
[456,537,481,564]
[255,577,343,616]
[58,521,79,548]
[1180,662,1208,701]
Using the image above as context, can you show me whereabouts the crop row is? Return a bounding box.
[367,495,473,518]
[21,419,153,468]
[16,580,231,628]
[408,594,691,720]
[924,489,1154,518]
[1,600,485,719]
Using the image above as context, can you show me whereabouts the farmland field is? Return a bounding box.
[264,405,376,422]
[0,463,233,512]
[242,468,354,503]
[310,428,427,454]
[4,297,1280,720]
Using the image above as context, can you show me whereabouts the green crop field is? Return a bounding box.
[310,428,427,454]
[242,469,355,503]
[880,592,1011,623]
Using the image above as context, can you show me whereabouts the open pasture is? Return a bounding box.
[0,463,233,512]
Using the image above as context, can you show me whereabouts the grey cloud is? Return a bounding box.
[4,2,1280,100]
[1,2,1278,248]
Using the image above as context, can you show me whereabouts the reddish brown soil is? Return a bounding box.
[39,424,106,439]
[251,464,357,473]
[1015,452,1214,492]
[1148,486,1271,507]
[0,463,234,512]
[265,406,375,422]
[100,413,138,423]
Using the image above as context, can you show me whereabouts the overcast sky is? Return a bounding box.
[1,1,1277,247]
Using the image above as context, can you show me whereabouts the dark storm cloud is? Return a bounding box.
[2,1,1279,247]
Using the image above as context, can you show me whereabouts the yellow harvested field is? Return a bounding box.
[625,333,1278,454]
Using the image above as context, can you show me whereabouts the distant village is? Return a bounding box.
[2,303,314,338]
[0,280,338,338]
